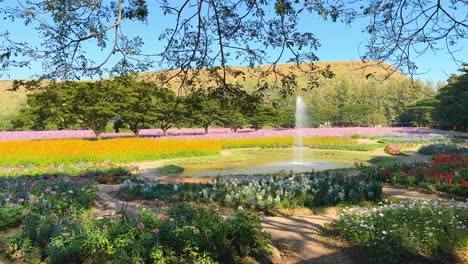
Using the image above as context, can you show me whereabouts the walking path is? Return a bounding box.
[92,182,466,264]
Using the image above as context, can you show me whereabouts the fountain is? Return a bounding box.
[169,95,352,177]
[292,96,308,165]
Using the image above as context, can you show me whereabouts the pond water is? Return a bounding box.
[180,160,352,177]
[170,149,355,177]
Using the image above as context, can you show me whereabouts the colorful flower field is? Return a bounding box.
[0,127,461,141]
[0,137,377,168]
[361,154,468,197]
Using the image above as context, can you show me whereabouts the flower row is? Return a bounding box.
[119,171,383,210]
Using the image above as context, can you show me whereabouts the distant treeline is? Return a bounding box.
[4,64,467,134]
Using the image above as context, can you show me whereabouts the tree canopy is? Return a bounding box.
[1,0,466,95]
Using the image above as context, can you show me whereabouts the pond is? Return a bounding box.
[165,148,358,177]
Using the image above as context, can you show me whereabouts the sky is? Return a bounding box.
[0,1,466,83]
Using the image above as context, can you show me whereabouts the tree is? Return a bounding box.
[153,88,184,136]
[244,105,279,131]
[62,81,123,139]
[433,64,468,130]
[220,110,247,132]
[118,78,157,136]
[340,104,375,127]
[400,98,439,127]
[185,91,223,134]
[2,1,465,92]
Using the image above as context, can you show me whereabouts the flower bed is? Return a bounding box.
[375,134,453,144]
[330,200,468,263]
[0,176,95,231]
[0,137,378,168]
[361,154,468,197]
[0,161,134,183]
[0,127,457,141]
[8,204,271,263]
[119,171,382,210]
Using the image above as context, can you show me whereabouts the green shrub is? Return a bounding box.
[158,164,185,175]
[0,203,24,230]
[418,144,467,155]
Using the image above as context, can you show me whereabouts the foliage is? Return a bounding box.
[0,175,95,235]
[331,200,468,263]
[399,98,439,127]
[153,87,185,136]
[118,78,158,136]
[418,144,468,156]
[340,104,380,127]
[360,154,468,197]
[119,171,382,210]
[433,64,468,130]
[185,91,224,134]
[10,204,271,263]
[243,105,280,130]
[158,164,185,175]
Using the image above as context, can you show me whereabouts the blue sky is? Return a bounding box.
[1,2,466,83]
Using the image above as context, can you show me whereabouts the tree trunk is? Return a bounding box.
[162,128,168,136]
[130,125,140,137]
[94,131,101,140]
[204,126,209,134]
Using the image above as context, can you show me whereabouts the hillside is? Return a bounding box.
[0,60,409,129]
[0,80,28,129]
[141,60,407,93]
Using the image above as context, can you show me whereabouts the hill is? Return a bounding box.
[0,80,28,130]
[141,60,407,93]
[0,60,409,130]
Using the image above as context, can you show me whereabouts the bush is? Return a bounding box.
[332,200,468,263]
[158,164,185,175]
[0,203,24,230]
[384,144,402,155]
[418,144,467,155]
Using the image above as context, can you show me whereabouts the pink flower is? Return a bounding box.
[29,198,36,204]
[116,214,123,218]
[102,224,107,230]
[137,222,145,229]
[259,211,265,216]
[50,191,57,195]
[44,188,52,193]
[18,198,25,203]
[250,205,256,209]
[153,228,160,234]
[61,192,66,196]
